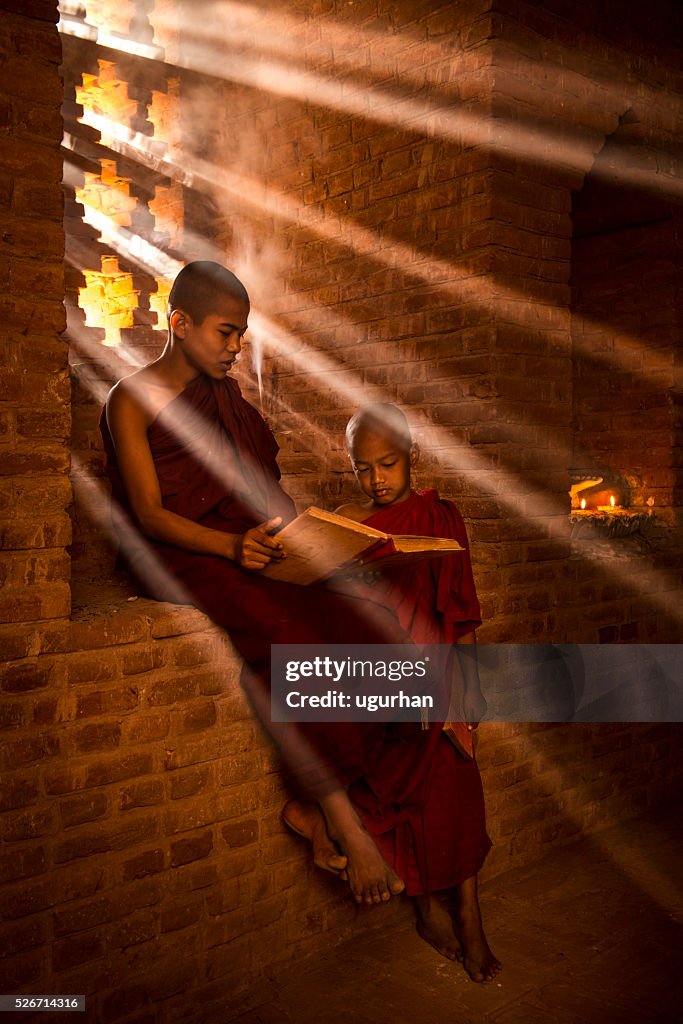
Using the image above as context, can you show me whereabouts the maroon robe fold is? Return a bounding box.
[99,375,411,797]
[346,489,491,895]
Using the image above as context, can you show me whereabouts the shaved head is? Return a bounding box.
[168,261,249,325]
[346,403,413,453]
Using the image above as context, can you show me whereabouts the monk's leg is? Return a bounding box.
[282,799,348,877]
[414,893,463,962]
[319,790,405,905]
[453,874,502,982]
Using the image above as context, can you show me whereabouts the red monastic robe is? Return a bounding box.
[347,490,491,894]
[99,375,410,796]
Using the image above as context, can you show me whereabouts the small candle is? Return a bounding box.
[610,495,615,507]
[581,498,586,510]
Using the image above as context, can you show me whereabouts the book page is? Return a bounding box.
[261,508,388,585]
[301,506,389,540]
[391,535,463,553]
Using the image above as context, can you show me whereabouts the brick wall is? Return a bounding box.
[1,0,682,1019]
[0,0,70,623]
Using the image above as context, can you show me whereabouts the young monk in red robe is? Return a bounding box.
[284,403,501,982]
[100,261,417,908]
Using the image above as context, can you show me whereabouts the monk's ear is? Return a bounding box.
[409,442,420,467]
[169,308,187,338]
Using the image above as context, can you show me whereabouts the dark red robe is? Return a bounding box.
[99,375,411,797]
[346,490,491,894]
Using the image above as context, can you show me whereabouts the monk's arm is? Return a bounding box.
[106,386,283,569]
[453,631,487,729]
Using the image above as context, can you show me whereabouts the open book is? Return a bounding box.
[261,506,463,586]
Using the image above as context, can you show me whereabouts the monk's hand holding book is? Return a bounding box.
[238,516,286,571]
[260,506,463,586]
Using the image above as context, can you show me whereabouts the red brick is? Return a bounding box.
[54,815,159,864]
[2,807,55,841]
[52,930,105,972]
[73,721,122,753]
[0,946,45,989]
[60,791,108,828]
[119,779,164,811]
[101,983,148,1021]
[0,771,39,811]
[172,636,217,667]
[121,710,170,744]
[0,627,37,662]
[1,659,52,692]
[121,645,164,675]
[66,653,119,685]
[160,898,202,934]
[0,844,46,883]
[108,912,157,950]
[145,959,195,1000]
[15,407,70,440]
[146,675,199,706]
[170,830,213,867]
[75,686,140,718]
[181,700,217,732]
[168,765,210,800]
[0,698,23,728]
[84,752,154,789]
[121,848,165,882]
[11,181,63,222]
[0,917,47,958]
[52,897,112,938]
[220,820,259,849]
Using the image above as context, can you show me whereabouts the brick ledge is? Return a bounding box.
[0,574,241,664]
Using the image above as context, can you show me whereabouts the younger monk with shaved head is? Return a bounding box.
[286,403,500,982]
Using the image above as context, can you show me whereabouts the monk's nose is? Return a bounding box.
[227,331,242,354]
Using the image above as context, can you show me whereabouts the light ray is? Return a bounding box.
[64,158,181,280]
[71,451,194,604]
[65,165,679,528]
[253,312,683,632]
[65,141,675,530]
[500,724,683,912]
[59,9,164,59]
[62,124,681,631]
[63,124,674,394]
[150,0,476,90]
[58,13,683,204]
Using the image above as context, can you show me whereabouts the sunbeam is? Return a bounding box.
[59,9,683,203]
[62,120,675,394]
[61,161,682,633]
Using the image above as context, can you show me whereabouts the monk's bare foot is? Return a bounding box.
[455,877,502,983]
[282,799,348,877]
[337,825,405,905]
[415,894,463,962]
[318,789,404,904]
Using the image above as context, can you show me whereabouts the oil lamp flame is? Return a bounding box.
[580,498,586,510]
[610,495,615,507]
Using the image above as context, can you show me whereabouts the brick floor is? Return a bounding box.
[230,803,682,1024]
